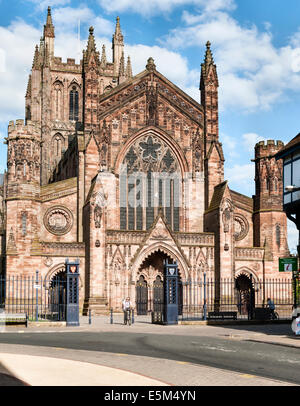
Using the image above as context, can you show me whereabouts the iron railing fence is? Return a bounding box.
[136,277,295,321]
[179,278,294,321]
[0,275,67,321]
[1,275,295,322]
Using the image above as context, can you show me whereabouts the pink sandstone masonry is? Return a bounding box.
[0,8,291,315]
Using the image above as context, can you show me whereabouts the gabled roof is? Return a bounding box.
[98,61,204,125]
[206,181,229,212]
[129,210,191,268]
[230,189,253,213]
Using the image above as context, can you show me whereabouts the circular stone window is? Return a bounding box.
[234,215,249,241]
[44,206,73,236]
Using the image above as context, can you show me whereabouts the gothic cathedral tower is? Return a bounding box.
[253,140,290,263]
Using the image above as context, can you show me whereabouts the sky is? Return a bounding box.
[0,0,299,252]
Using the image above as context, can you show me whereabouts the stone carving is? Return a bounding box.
[221,201,233,251]
[94,191,107,228]
[123,135,178,174]
[7,228,17,250]
[94,205,102,228]
[44,206,73,235]
[234,215,249,241]
[222,207,231,233]
[98,80,147,117]
[44,257,53,267]
[151,226,170,240]
[99,120,111,170]
[192,129,202,173]
[157,82,202,124]
[147,84,157,125]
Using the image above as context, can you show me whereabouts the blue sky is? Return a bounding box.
[0,0,299,251]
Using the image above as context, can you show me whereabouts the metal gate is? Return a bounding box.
[153,275,164,312]
[48,272,67,321]
[136,275,148,315]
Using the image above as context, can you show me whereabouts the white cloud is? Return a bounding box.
[0,20,40,122]
[220,133,238,158]
[127,44,198,91]
[52,6,114,36]
[161,9,300,112]
[225,163,255,186]
[225,163,254,194]
[242,133,266,152]
[52,6,94,29]
[27,0,71,10]
[98,0,235,17]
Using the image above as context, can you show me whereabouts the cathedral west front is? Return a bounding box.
[0,8,291,314]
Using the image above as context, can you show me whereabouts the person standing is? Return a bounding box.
[122,297,133,324]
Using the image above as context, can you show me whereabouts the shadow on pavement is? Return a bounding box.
[0,363,28,386]
[209,321,297,338]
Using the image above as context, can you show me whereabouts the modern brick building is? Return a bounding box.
[0,8,291,314]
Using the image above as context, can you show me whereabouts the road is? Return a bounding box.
[0,322,299,386]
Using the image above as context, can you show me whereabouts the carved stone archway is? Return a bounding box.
[44,263,83,290]
[132,242,189,283]
[134,248,185,315]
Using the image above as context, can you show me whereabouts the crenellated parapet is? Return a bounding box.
[7,119,41,139]
[52,57,82,73]
[255,140,284,158]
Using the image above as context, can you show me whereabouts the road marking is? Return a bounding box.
[240,374,255,379]
[177,361,189,365]
[115,353,128,356]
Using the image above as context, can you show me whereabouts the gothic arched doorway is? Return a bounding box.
[235,274,255,317]
[47,270,67,321]
[135,250,183,315]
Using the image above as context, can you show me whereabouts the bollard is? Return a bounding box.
[89,309,92,325]
[131,309,134,325]
[110,308,113,324]
[203,300,207,321]
[203,272,207,321]
[35,270,39,322]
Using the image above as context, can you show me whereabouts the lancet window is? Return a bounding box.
[53,82,63,120]
[69,86,79,121]
[52,133,64,160]
[120,134,181,231]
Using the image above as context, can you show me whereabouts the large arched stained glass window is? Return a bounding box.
[69,86,79,121]
[120,135,181,231]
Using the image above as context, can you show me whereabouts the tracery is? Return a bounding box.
[120,134,181,231]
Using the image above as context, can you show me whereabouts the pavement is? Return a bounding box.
[0,314,299,387]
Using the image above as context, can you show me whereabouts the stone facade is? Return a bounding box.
[0,8,291,314]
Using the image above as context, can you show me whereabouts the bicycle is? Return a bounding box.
[124,308,132,326]
[269,309,279,320]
